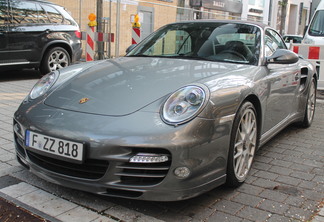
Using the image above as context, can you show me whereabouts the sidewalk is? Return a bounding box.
[317,90,324,100]
[0,77,323,222]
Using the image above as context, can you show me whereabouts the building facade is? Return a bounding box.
[50,0,179,57]
[50,0,312,58]
[241,0,312,35]
[268,0,312,35]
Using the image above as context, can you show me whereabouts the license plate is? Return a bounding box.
[25,130,84,162]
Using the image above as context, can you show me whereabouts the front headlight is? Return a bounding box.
[162,85,208,125]
[29,71,59,99]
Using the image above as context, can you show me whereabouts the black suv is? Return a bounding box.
[0,0,82,74]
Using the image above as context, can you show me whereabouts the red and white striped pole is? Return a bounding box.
[86,26,95,61]
[86,13,97,62]
[131,14,141,44]
[132,28,140,44]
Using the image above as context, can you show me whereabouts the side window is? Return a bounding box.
[0,0,8,25]
[309,10,324,36]
[264,35,273,57]
[264,29,286,57]
[41,4,63,24]
[9,1,39,24]
[36,4,50,24]
[56,6,76,26]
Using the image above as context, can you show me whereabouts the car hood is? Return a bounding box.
[45,57,252,116]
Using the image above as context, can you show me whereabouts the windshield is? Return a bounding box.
[127,22,261,65]
[309,10,324,36]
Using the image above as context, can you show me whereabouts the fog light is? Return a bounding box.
[174,167,190,178]
[129,153,169,163]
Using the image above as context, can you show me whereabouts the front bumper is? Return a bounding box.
[13,103,231,201]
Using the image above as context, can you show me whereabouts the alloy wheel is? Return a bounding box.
[233,107,257,180]
[48,50,69,71]
[307,80,316,123]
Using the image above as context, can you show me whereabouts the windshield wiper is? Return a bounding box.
[167,55,215,61]
[127,54,152,57]
[223,59,249,64]
[127,54,210,60]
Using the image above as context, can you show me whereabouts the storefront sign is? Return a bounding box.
[105,0,138,5]
[190,0,242,14]
[249,8,263,14]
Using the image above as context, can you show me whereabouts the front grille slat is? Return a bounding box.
[30,152,107,175]
[115,172,167,178]
[15,136,26,158]
[116,149,172,186]
[116,165,170,171]
[27,151,109,180]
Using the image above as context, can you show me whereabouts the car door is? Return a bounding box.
[6,0,52,64]
[263,29,300,132]
[0,0,9,63]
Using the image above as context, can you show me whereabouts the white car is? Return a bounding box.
[283,35,303,49]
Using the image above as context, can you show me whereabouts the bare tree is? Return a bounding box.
[279,0,288,35]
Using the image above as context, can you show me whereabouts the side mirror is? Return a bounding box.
[266,49,299,64]
[126,44,137,54]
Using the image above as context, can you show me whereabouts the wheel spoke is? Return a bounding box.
[58,57,66,63]
[247,112,253,131]
[248,114,255,133]
[49,57,55,63]
[235,153,244,174]
[53,52,59,59]
[237,152,247,176]
[238,129,244,142]
[234,148,243,160]
[249,127,257,142]
[243,114,249,134]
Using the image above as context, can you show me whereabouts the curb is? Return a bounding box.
[0,191,60,222]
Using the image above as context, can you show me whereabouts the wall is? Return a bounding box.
[50,0,178,57]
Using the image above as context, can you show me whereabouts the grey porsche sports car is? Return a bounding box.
[14,20,317,201]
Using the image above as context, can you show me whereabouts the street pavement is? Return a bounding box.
[0,69,323,222]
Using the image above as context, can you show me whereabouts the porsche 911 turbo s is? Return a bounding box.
[13,20,317,201]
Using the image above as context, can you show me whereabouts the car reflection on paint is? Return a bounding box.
[13,20,317,201]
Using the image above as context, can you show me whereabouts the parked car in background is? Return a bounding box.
[0,0,82,75]
[14,20,317,201]
[283,34,303,49]
[303,0,324,45]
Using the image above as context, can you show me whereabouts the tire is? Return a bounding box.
[226,101,258,188]
[300,77,316,128]
[40,47,71,75]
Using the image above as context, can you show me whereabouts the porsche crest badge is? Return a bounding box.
[79,98,89,104]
